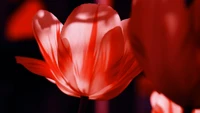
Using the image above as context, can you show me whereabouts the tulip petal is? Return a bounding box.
[30,9,81,96]
[193,109,200,113]
[152,92,171,113]
[90,51,142,100]
[91,59,141,100]
[97,26,124,71]
[88,19,142,99]
[57,37,80,94]
[150,91,165,113]
[46,78,56,84]
[32,9,62,68]
[15,56,79,97]
[32,10,80,96]
[88,26,124,94]
[15,56,54,80]
[150,91,183,113]
[121,19,133,53]
[61,3,121,94]
[150,91,160,108]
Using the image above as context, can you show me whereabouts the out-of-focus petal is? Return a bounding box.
[150,91,183,113]
[15,56,54,80]
[150,91,160,108]
[150,91,170,113]
[193,109,200,113]
[61,3,121,94]
[150,91,200,113]
[6,0,44,41]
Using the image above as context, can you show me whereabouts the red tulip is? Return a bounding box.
[128,0,200,108]
[16,4,141,100]
[150,91,200,113]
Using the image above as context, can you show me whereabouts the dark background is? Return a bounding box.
[0,0,152,113]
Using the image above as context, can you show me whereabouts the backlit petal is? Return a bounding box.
[90,53,142,99]
[61,3,121,94]
[15,56,79,97]
[32,10,78,95]
[57,37,80,94]
[32,9,62,68]
[15,56,54,80]
[46,78,56,83]
[87,18,142,99]
[88,26,124,95]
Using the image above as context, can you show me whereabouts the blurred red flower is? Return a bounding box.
[6,0,44,41]
[150,91,200,113]
[128,0,200,108]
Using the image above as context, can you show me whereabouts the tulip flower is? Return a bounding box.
[150,91,200,113]
[128,0,200,108]
[16,3,141,101]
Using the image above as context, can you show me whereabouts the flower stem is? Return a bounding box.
[78,96,89,113]
[183,107,193,113]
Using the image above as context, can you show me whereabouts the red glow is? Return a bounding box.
[6,0,44,41]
